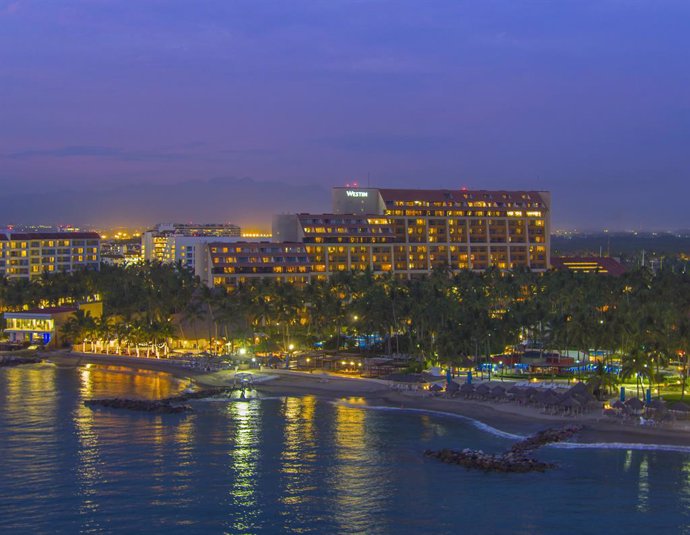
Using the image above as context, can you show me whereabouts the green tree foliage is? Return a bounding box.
[1,263,688,381]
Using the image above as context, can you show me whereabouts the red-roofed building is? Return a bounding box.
[550,256,626,276]
[216,186,551,288]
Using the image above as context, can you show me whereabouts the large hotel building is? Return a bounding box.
[205,187,550,287]
[0,232,101,280]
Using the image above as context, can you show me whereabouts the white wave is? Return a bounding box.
[549,442,690,453]
[332,400,690,453]
[331,401,523,440]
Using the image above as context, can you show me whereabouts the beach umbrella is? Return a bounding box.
[542,390,560,405]
[569,382,588,395]
[612,400,625,410]
[647,399,666,410]
[557,396,581,415]
[530,390,549,406]
[625,398,644,411]
[524,387,540,401]
[511,388,528,398]
[460,383,475,397]
[446,381,459,393]
[491,386,506,399]
[572,390,596,407]
[475,384,491,397]
[429,383,443,392]
[558,396,581,409]
[670,401,690,412]
[507,385,522,395]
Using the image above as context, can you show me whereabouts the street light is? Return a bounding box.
[288,343,295,351]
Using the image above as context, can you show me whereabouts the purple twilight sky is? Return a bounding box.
[1,0,689,231]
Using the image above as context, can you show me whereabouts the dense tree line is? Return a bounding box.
[1,262,689,395]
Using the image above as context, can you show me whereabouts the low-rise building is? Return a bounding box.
[3,301,103,347]
[550,256,626,276]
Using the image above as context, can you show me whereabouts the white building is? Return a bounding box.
[141,223,244,280]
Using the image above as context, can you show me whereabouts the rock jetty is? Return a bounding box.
[510,426,582,454]
[0,355,42,367]
[84,387,239,414]
[424,425,582,473]
[84,398,192,414]
[164,387,236,403]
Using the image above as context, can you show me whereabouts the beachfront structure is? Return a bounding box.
[551,256,626,276]
[3,301,103,347]
[0,232,101,280]
[141,223,242,271]
[206,186,550,287]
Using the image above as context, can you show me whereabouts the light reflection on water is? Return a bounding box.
[2,364,690,535]
[226,400,261,534]
[77,364,190,400]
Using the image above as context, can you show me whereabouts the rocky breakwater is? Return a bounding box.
[0,355,42,367]
[164,387,236,403]
[84,387,238,414]
[424,425,582,473]
[84,398,192,414]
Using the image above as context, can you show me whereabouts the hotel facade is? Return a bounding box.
[141,223,242,272]
[0,232,101,281]
[206,187,550,287]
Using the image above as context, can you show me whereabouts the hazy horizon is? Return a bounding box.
[2,1,689,230]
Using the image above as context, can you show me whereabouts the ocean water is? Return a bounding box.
[2,364,690,535]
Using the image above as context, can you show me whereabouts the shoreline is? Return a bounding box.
[40,351,690,448]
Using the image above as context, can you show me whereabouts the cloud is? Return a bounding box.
[1,1,22,16]
[317,133,455,153]
[7,145,184,162]
[5,144,273,162]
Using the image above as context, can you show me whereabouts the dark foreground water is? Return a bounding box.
[2,364,690,534]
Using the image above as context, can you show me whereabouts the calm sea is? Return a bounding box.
[1,363,690,535]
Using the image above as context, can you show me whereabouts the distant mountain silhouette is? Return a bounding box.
[0,177,330,230]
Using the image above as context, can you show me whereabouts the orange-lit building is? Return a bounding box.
[208,242,312,286]
[550,256,625,276]
[207,187,550,287]
[0,232,101,280]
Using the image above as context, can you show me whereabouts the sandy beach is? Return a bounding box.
[43,351,690,447]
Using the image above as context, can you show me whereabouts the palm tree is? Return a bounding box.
[621,348,652,399]
[94,315,114,354]
[60,309,96,352]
